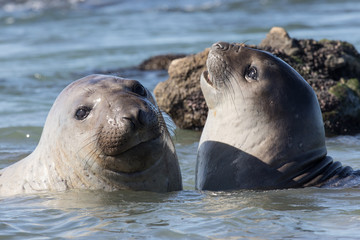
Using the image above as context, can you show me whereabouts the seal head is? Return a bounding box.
[0,74,182,195]
[196,42,353,190]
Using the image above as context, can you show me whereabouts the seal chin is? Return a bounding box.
[101,135,163,174]
[110,135,162,157]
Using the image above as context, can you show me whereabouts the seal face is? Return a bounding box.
[0,74,182,196]
[196,42,354,191]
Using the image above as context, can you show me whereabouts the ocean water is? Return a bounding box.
[0,0,360,239]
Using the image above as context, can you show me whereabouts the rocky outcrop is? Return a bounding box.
[154,27,360,135]
[154,49,209,130]
[260,27,360,135]
[138,54,187,70]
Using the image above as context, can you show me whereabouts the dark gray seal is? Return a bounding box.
[196,42,359,191]
[0,74,182,196]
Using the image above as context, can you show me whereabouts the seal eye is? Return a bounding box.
[133,83,147,97]
[245,66,258,82]
[75,106,91,120]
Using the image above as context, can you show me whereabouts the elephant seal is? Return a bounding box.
[196,42,359,191]
[0,74,182,196]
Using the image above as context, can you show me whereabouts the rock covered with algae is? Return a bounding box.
[153,27,360,135]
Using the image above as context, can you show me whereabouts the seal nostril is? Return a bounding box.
[122,117,136,129]
[138,109,149,126]
[121,108,147,129]
[214,42,223,49]
[213,42,230,51]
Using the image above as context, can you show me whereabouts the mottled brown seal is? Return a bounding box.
[196,42,358,191]
[0,74,182,196]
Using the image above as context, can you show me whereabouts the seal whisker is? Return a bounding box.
[76,131,99,153]
[160,110,176,137]
[85,148,102,172]
[83,87,95,95]
[76,131,101,169]
[102,94,112,108]
[224,68,243,116]
[84,129,105,169]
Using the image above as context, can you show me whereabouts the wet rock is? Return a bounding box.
[261,28,360,134]
[326,78,360,134]
[259,26,301,56]
[138,54,187,70]
[154,49,209,130]
[154,27,360,135]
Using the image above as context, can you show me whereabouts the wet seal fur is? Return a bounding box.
[196,42,359,191]
[0,74,182,196]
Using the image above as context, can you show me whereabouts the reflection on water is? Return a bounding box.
[1,179,359,238]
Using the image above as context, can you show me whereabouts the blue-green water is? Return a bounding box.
[1,0,360,238]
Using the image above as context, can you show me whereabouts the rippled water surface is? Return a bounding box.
[1,0,360,239]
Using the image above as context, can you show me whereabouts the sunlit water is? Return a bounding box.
[0,0,360,239]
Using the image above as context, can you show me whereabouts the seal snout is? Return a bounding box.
[99,98,161,157]
[213,42,230,51]
[121,108,146,130]
[212,42,241,53]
